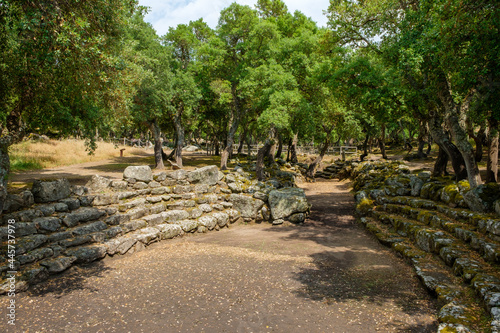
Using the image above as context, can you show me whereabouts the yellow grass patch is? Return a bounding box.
[10,139,146,171]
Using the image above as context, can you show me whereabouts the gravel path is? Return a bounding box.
[1,179,438,332]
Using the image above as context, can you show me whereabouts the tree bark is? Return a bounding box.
[165,148,176,161]
[237,130,245,155]
[378,123,387,159]
[426,133,432,156]
[214,139,220,156]
[256,127,276,181]
[173,115,184,168]
[307,136,330,178]
[398,120,410,151]
[149,120,164,169]
[437,74,481,187]
[360,135,369,162]
[267,140,277,163]
[416,122,428,158]
[467,120,486,163]
[0,144,10,211]
[433,146,449,177]
[428,112,468,181]
[275,132,283,159]
[486,117,499,183]
[221,117,239,169]
[221,87,242,170]
[289,132,298,163]
[0,105,26,210]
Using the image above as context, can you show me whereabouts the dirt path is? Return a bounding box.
[1,179,438,332]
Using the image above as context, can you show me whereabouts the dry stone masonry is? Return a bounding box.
[326,159,500,333]
[0,164,310,294]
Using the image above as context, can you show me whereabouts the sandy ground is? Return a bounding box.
[1,179,438,333]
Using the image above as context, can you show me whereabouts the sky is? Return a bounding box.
[138,0,331,36]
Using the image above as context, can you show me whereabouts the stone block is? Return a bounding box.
[187,166,219,185]
[40,256,77,273]
[155,224,182,239]
[32,179,71,203]
[176,219,199,232]
[34,217,62,232]
[85,175,112,191]
[268,188,310,220]
[123,165,153,183]
[65,245,107,263]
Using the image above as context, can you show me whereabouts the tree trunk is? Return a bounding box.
[486,118,499,183]
[275,132,283,159]
[416,122,427,158]
[246,138,252,157]
[378,124,387,159]
[256,128,276,181]
[426,133,432,156]
[360,135,369,162]
[0,144,10,211]
[433,146,449,177]
[267,141,276,163]
[165,148,176,161]
[0,105,26,210]
[467,120,486,163]
[220,119,238,169]
[221,87,243,170]
[149,120,164,169]
[428,112,468,181]
[398,120,410,151]
[307,137,330,178]
[237,131,245,155]
[173,116,184,168]
[445,108,482,187]
[437,74,482,187]
[289,132,298,163]
[214,139,220,156]
[473,131,485,163]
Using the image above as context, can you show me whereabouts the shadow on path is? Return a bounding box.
[26,262,113,299]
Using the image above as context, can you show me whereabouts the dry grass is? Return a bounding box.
[10,139,146,171]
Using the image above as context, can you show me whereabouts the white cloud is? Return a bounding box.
[138,0,330,36]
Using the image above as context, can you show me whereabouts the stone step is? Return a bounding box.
[378,203,500,265]
[359,217,493,332]
[379,196,500,236]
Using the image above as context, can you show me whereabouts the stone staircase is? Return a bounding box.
[361,195,500,332]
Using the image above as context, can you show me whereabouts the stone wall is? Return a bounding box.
[0,165,310,294]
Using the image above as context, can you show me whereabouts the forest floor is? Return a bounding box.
[3,157,441,331]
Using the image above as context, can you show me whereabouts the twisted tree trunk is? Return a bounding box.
[149,120,164,169]
[433,146,449,177]
[486,117,499,183]
[437,73,481,187]
[256,127,276,181]
[428,111,468,181]
[307,136,330,178]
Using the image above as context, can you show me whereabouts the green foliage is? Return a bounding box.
[0,0,139,142]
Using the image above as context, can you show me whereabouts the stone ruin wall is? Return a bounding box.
[0,165,311,294]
